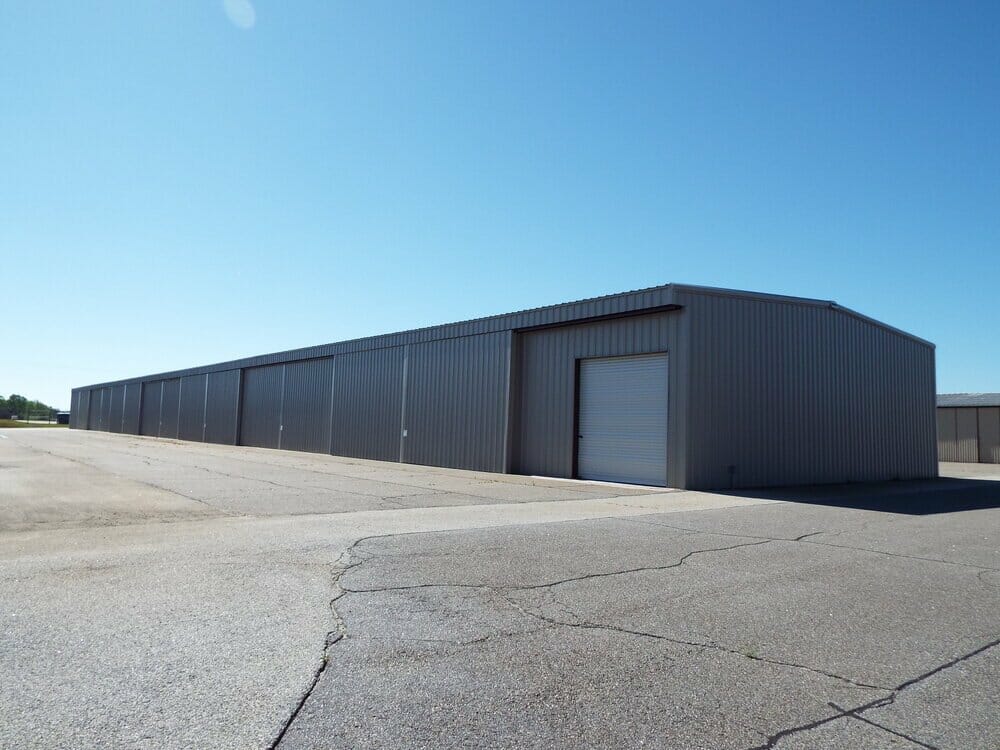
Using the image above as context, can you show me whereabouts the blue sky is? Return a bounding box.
[2,1,998,408]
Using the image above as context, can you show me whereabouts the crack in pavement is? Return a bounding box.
[624,516,1000,574]
[339,536,893,692]
[340,538,774,596]
[741,637,1000,749]
[265,520,998,748]
[266,537,373,750]
[828,702,940,749]
[500,594,892,692]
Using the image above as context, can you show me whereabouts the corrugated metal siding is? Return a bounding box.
[240,365,283,449]
[87,388,104,430]
[69,390,81,429]
[140,382,161,436]
[204,370,240,445]
[78,389,91,430]
[108,385,126,433]
[681,291,937,489]
[178,373,208,442]
[978,407,1000,464]
[101,387,113,431]
[331,347,404,462]
[515,311,682,480]
[404,332,510,472]
[73,286,683,391]
[954,407,979,463]
[67,284,937,488]
[123,383,141,434]
[159,378,181,439]
[937,408,958,462]
[281,358,335,453]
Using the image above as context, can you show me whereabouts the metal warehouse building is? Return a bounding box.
[70,284,938,489]
[937,393,1000,464]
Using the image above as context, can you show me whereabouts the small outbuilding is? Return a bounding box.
[70,284,938,489]
[937,394,1000,464]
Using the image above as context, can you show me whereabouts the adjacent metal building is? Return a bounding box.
[70,284,938,489]
[937,393,1000,464]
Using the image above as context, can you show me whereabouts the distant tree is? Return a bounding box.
[7,394,27,417]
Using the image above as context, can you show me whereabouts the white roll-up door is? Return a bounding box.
[577,353,668,486]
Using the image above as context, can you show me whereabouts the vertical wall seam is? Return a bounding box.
[399,344,409,463]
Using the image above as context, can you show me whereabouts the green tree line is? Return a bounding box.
[0,394,58,420]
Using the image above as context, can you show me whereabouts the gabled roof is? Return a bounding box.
[74,283,932,391]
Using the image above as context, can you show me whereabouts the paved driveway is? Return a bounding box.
[1,430,997,749]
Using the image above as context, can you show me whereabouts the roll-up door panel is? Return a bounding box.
[577,354,668,486]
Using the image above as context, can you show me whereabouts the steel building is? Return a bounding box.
[937,393,1000,464]
[70,284,938,489]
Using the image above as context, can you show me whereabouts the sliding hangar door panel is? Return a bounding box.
[403,333,509,473]
[204,370,241,445]
[281,358,335,454]
[330,348,404,463]
[123,384,141,434]
[576,354,669,486]
[108,385,125,433]
[140,383,162,436]
[239,365,284,449]
[158,379,181,439]
[177,374,208,442]
[238,360,336,452]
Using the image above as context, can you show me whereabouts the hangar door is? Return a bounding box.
[576,354,668,486]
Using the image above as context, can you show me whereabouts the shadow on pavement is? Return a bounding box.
[718,477,1000,515]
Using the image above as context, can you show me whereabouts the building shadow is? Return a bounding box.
[716,476,1000,516]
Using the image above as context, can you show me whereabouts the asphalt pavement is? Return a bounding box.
[1,429,997,749]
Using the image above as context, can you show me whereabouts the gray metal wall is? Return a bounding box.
[937,407,1000,464]
[68,284,937,489]
[205,370,241,445]
[680,290,937,488]
[515,311,684,481]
